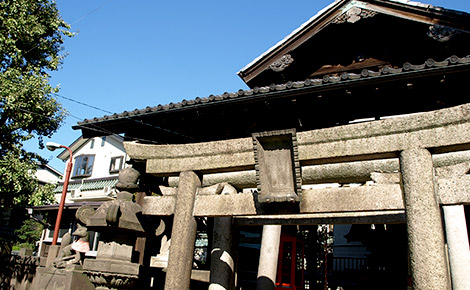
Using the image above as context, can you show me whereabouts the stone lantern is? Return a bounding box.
[83,167,145,289]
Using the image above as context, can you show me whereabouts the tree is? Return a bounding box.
[0,0,72,251]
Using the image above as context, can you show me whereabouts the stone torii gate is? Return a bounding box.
[125,103,470,290]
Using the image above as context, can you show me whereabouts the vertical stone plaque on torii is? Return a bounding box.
[252,129,301,203]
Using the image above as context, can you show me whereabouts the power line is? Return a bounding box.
[1,73,194,140]
[71,0,113,25]
[53,93,113,115]
[22,1,113,57]
[1,1,195,143]
[15,106,164,145]
[53,91,194,140]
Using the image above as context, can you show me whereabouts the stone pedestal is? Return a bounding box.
[46,245,61,268]
[32,266,94,290]
[400,148,450,289]
[19,247,33,257]
[443,205,470,290]
[256,225,281,290]
[83,241,140,289]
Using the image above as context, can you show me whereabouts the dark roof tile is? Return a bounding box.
[78,55,470,125]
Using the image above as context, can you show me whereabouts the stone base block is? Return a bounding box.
[150,256,168,268]
[83,259,140,289]
[191,270,210,282]
[32,267,94,290]
[83,258,140,276]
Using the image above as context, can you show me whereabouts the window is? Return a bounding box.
[109,156,124,173]
[73,155,95,177]
[90,139,94,149]
[101,136,106,147]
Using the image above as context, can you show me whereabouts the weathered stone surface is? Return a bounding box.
[165,171,201,290]
[197,183,224,195]
[84,268,139,289]
[150,235,170,268]
[370,172,401,184]
[298,122,470,162]
[165,151,470,187]
[141,196,176,215]
[435,160,470,177]
[32,267,94,290]
[143,186,408,218]
[436,175,470,204]
[53,224,90,269]
[203,170,257,188]
[83,258,140,276]
[117,101,470,290]
[19,248,33,257]
[256,225,281,290]
[96,241,133,262]
[46,245,60,268]
[432,150,470,169]
[125,138,252,160]
[150,256,168,268]
[125,138,254,175]
[82,239,141,289]
[400,148,450,290]
[82,184,145,289]
[169,170,257,188]
[302,159,399,184]
[191,270,210,283]
[300,184,404,213]
[125,104,470,177]
[298,103,470,161]
[197,183,237,195]
[442,205,470,290]
[87,197,144,233]
[159,185,177,195]
[116,167,140,190]
[252,130,301,202]
[194,193,257,216]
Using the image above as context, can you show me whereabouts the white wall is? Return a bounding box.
[35,167,61,184]
[62,136,127,181]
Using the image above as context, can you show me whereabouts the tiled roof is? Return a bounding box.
[238,0,470,82]
[76,55,470,126]
[54,177,118,193]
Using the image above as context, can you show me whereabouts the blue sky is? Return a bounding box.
[26,0,470,171]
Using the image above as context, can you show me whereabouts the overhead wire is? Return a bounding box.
[1,73,194,141]
[70,0,114,26]
[15,106,164,145]
[52,91,195,140]
[23,1,114,57]
[2,0,195,142]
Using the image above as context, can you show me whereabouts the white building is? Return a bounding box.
[53,135,127,202]
[35,164,62,185]
[35,135,127,258]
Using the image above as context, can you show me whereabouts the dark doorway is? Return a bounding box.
[236,224,408,290]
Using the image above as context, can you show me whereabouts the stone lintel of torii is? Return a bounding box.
[126,102,470,290]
